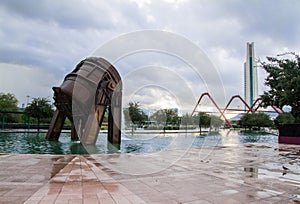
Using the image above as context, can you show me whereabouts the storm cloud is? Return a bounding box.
[0,0,299,113]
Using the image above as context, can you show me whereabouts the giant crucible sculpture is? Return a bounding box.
[46,57,122,145]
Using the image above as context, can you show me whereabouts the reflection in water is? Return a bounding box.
[239,130,275,143]
[70,143,88,154]
[123,144,141,153]
[220,130,240,146]
[241,135,261,143]
[243,166,300,184]
[46,141,64,155]
[106,142,121,154]
[0,130,278,155]
[244,167,258,178]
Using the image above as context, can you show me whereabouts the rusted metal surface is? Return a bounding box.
[46,57,122,145]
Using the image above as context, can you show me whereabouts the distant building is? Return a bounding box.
[244,42,258,106]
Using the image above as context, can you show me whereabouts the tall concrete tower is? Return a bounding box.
[244,42,258,106]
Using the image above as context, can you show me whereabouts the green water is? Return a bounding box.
[0,130,277,154]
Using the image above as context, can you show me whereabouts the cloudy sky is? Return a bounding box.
[0,0,299,114]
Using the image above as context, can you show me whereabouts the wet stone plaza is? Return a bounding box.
[0,141,299,203]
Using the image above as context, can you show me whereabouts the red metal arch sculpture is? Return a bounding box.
[192,92,284,128]
[249,98,283,114]
[191,92,232,127]
[222,95,253,114]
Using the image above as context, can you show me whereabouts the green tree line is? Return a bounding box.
[123,102,224,130]
[0,93,54,129]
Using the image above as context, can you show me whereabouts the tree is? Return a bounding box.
[124,102,148,127]
[0,93,18,110]
[151,109,166,125]
[274,112,295,127]
[181,113,193,126]
[210,115,224,129]
[0,92,19,123]
[164,109,180,125]
[193,112,211,127]
[260,53,300,122]
[24,97,54,131]
[192,112,211,134]
[151,109,180,126]
[238,113,273,130]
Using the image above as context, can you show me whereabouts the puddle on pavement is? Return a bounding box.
[243,167,300,186]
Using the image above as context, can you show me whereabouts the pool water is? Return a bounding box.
[0,130,278,155]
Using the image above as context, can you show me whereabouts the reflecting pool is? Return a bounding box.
[0,130,277,154]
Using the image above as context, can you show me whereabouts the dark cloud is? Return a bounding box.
[0,0,299,109]
[0,0,148,74]
[0,0,124,30]
[221,0,300,44]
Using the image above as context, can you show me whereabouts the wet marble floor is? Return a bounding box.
[0,143,299,204]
